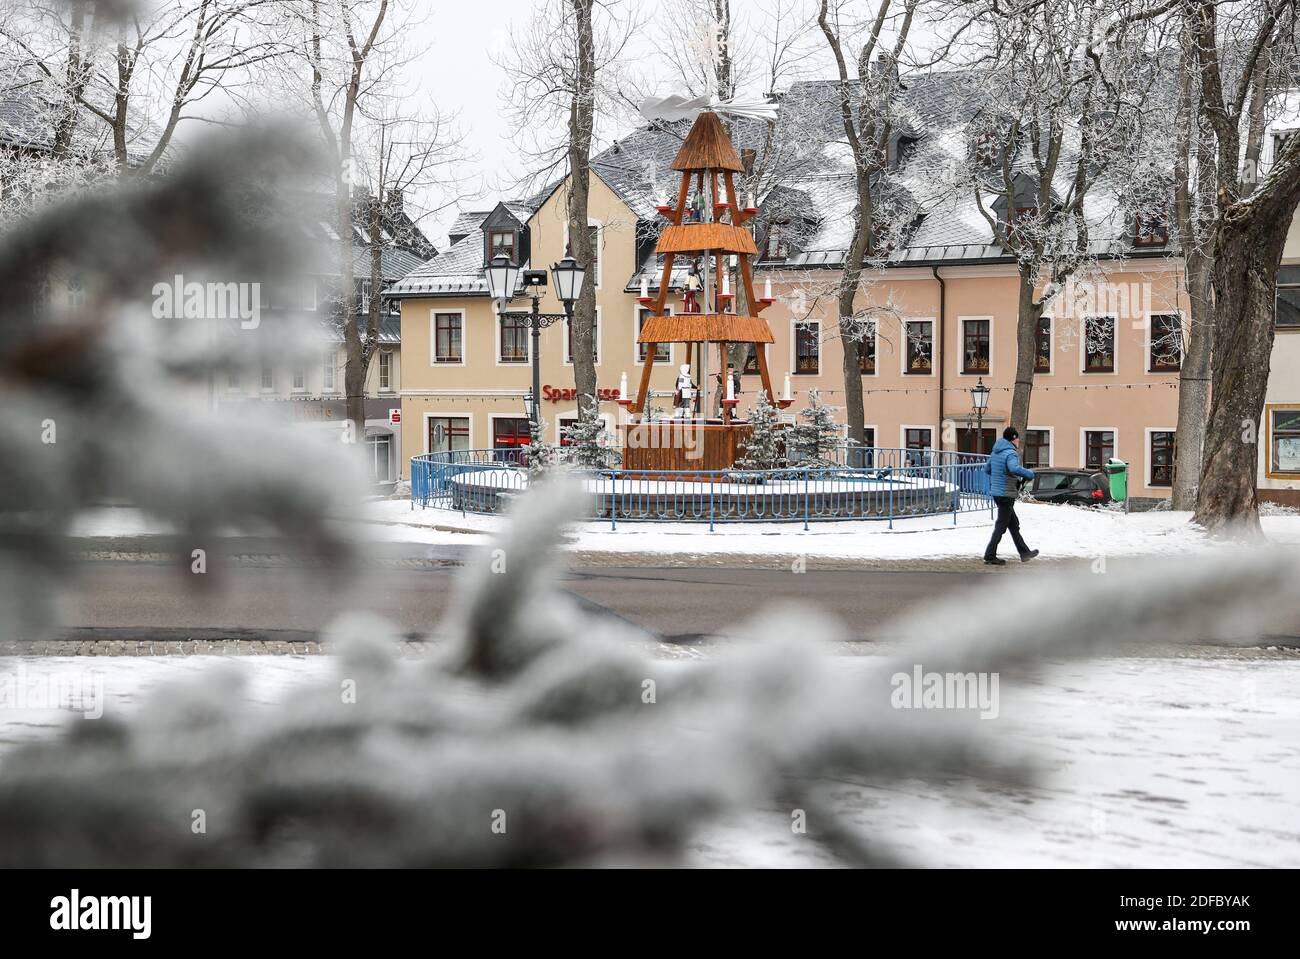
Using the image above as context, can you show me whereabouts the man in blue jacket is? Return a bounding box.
[983,426,1040,566]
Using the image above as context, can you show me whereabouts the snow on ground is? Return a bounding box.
[68,500,1300,563]
[2,652,1296,867]
[356,497,1300,561]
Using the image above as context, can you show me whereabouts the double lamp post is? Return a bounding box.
[484,248,588,439]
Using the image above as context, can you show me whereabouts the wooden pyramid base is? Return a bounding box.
[622,421,753,474]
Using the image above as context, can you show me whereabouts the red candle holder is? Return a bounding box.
[637,296,654,306]
[777,398,795,409]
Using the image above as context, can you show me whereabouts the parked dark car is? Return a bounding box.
[1026,468,1112,506]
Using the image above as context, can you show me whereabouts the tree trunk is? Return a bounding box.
[339,189,365,446]
[1192,214,1290,532]
[567,0,598,425]
[1007,271,1041,440]
[1172,259,1212,509]
[836,178,872,451]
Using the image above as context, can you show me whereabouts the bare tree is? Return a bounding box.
[498,0,636,425]
[2,0,286,174]
[815,0,919,450]
[1187,0,1300,531]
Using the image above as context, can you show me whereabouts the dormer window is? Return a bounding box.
[973,130,998,166]
[1134,212,1169,247]
[765,222,787,261]
[1006,206,1037,243]
[489,229,517,264]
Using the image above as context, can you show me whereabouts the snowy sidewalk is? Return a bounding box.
[67,501,1300,566]
[354,498,1300,564]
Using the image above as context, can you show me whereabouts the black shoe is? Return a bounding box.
[983,557,1007,566]
[1020,549,1039,562]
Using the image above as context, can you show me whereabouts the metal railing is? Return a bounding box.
[411,448,993,530]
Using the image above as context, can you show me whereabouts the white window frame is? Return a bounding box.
[378,351,393,392]
[791,318,821,376]
[1080,314,1119,375]
[292,367,307,392]
[260,365,275,393]
[423,411,474,455]
[563,219,604,290]
[856,324,879,377]
[901,317,937,377]
[633,303,674,365]
[1024,425,1054,469]
[564,305,602,367]
[322,350,338,394]
[366,432,393,482]
[431,308,467,367]
[1144,310,1184,375]
[957,314,994,377]
[1145,426,1177,488]
[554,408,616,445]
[496,310,531,367]
[1079,426,1119,472]
[900,424,934,451]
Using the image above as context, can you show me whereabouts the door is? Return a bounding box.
[428,416,470,456]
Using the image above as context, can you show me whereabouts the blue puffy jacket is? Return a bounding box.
[984,437,1035,496]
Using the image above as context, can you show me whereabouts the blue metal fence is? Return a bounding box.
[412,447,993,530]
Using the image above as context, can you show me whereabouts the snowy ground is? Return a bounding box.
[2,651,1296,867]
[351,498,1300,563]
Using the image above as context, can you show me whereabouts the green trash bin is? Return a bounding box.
[1103,458,1128,502]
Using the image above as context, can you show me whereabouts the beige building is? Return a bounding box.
[1260,116,1300,505]
[389,176,679,469]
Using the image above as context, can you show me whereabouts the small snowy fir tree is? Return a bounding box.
[561,415,619,470]
[787,390,844,468]
[735,390,786,472]
[525,418,566,480]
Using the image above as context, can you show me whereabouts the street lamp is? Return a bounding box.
[970,377,991,453]
[485,246,587,443]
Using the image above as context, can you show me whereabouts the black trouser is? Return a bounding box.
[985,495,1030,560]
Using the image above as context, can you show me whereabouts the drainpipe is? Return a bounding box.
[932,266,946,450]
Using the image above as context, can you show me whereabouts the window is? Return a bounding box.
[292,368,306,392]
[558,417,577,446]
[226,370,241,391]
[1024,429,1051,468]
[500,313,528,363]
[905,320,933,374]
[959,428,996,455]
[637,307,672,362]
[489,230,516,264]
[566,311,599,364]
[1149,430,1175,487]
[434,312,463,363]
[587,225,600,287]
[260,365,274,391]
[962,318,990,374]
[366,434,392,483]
[428,416,469,454]
[973,129,998,166]
[765,223,786,260]
[1083,316,1115,373]
[1035,316,1052,373]
[863,427,875,448]
[1084,430,1115,470]
[493,417,531,463]
[904,428,933,465]
[1277,267,1300,328]
[1269,409,1300,474]
[322,351,337,392]
[794,321,819,374]
[1149,314,1182,371]
[857,331,876,374]
[742,344,760,375]
[378,351,392,391]
[1134,212,1169,247]
[360,279,372,314]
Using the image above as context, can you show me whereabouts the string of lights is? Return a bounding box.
[409,382,1179,401]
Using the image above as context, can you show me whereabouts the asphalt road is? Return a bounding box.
[47,555,967,645]
[16,538,1298,651]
